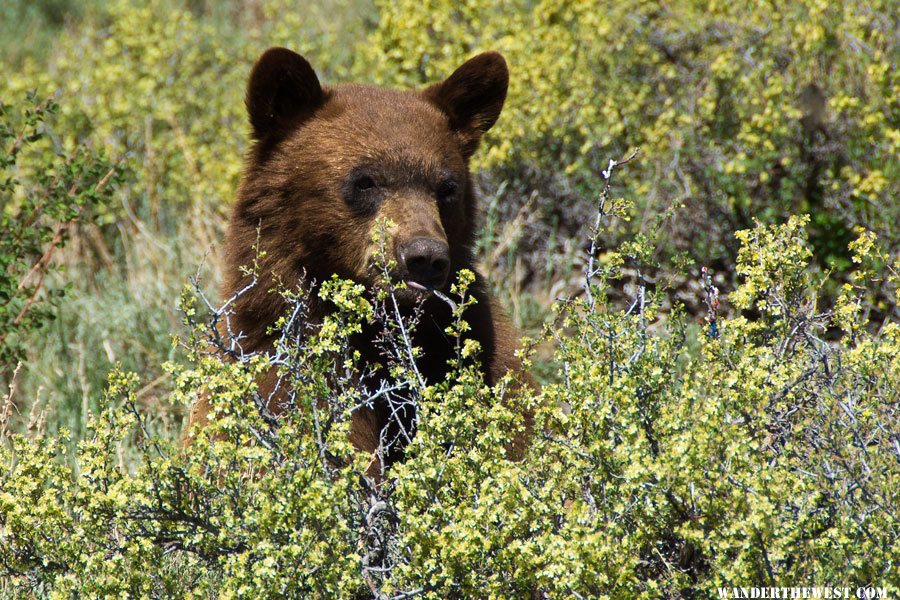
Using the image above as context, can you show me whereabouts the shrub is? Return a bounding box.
[0,92,119,374]
[2,162,897,596]
[362,0,899,293]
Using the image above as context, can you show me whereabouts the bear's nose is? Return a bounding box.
[399,237,451,289]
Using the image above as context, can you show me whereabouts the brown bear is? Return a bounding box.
[185,47,531,474]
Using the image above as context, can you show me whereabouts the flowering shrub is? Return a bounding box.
[3,176,897,596]
[365,0,899,285]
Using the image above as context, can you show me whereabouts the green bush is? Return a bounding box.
[0,0,107,67]
[3,186,897,596]
[0,92,119,374]
[364,0,899,287]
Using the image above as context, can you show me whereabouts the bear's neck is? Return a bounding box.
[355,285,498,387]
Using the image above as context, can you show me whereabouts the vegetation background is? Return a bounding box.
[1,0,897,597]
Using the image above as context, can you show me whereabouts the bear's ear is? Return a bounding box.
[246,47,324,141]
[423,52,509,157]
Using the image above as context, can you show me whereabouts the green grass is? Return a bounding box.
[10,228,218,443]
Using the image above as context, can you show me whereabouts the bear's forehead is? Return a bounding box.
[298,85,461,166]
[326,84,447,129]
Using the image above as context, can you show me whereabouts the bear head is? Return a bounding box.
[226,47,508,320]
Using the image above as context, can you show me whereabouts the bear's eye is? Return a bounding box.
[436,180,458,204]
[343,171,382,216]
[354,175,376,192]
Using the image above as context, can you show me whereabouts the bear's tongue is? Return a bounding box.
[405,280,430,292]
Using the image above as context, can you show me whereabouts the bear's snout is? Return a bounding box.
[398,237,451,290]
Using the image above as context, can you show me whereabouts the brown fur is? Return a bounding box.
[184,48,531,471]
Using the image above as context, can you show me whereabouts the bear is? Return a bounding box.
[184,47,531,476]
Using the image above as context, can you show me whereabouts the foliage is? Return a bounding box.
[0,0,107,67]
[0,92,119,373]
[3,181,898,596]
[364,0,899,290]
